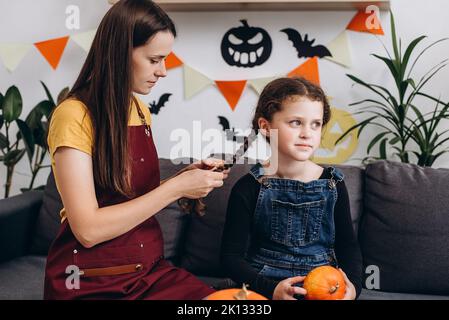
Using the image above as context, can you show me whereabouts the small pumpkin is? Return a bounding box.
[207,284,268,300]
[303,266,346,300]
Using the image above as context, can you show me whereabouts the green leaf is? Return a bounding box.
[367,132,389,154]
[57,87,70,105]
[407,38,449,79]
[389,136,401,145]
[32,127,47,148]
[379,138,388,159]
[4,149,26,166]
[390,11,400,63]
[372,54,399,79]
[25,105,44,130]
[0,115,3,130]
[40,81,55,106]
[335,116,377,145]
[346,74,391,106]
[3,86,23,122]
[37,100,54,119]
[401,36,426,78]
[406,78,417,90]
[16,119,35,163]
[0,92,4,110]
[0,132,7,149]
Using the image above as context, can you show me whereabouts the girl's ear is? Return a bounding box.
[258,118,270,138]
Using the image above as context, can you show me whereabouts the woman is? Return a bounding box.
[44,0,228,299]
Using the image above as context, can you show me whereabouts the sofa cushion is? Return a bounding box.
[333,164,365,237]
[360,160,449,295]
[29,172,62,255]
[0,255,46,300]
[155,158,193,262]
[179,159,254,277]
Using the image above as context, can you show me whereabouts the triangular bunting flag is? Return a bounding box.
[166,52,183,70]
[71,29,96,52]
[346,10,384,35]
[34,36,70,69]
[0,43,32,72]
[248,76,277,95]
[288,57,320,85]
[324,31,352,68]
[215,80,247,111]
[183,65,213,99]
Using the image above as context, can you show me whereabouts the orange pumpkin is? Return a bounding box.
[303,266,346,300]
[207,284,268,300]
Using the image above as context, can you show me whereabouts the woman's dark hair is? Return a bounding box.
[251,77,331,138]
[63,0,176,197]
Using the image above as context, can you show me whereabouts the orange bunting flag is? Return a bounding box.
[288,57,320,85]
[34,36,69,69]
[215,80,247,111]
[165,52,183,70]
[346,10,384,35]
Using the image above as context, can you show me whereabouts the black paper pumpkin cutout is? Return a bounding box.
[221,20,272,68]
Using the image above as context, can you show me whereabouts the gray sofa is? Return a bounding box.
[1,158,449,300]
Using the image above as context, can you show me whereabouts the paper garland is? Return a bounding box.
[71,29,96,52]
[324,31,352,68]
[0,44,32,72]
[347,10,384,35]
[34,36,70,70]
[0,9,384,110]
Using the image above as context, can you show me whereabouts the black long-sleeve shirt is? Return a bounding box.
[220,167,363,299]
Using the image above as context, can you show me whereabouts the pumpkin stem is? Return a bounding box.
[330,283,340,294]
[240,19,249,28]
[233,284,249,300]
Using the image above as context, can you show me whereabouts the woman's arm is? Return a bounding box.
[334,180,364,299]
[55,147,224,248]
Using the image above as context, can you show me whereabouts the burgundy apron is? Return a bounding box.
[44,124,215,300]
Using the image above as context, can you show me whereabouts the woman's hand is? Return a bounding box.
[178,158,231,179]
[170,167,225,200]
[338,268,356,300]
[272,275,307,300]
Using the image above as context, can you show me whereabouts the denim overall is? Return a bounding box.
[246,162,344,281]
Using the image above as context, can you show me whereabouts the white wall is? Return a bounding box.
[1,0,448,198]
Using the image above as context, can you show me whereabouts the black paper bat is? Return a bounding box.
[148,93,172,115]
[281,28,332,59]
[218,116,245,142]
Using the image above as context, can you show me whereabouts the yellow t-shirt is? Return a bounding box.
[47,95,152,221]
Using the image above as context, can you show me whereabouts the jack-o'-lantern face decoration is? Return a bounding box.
[221,20,272,68]
[312,107,359,164]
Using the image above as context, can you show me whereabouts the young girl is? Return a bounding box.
[220,77,363,300]
[44,0,229,299]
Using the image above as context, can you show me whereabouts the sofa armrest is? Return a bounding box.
[0,191,44,263]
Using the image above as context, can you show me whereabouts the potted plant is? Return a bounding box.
[337,12,449,167]
[0,82,68,197]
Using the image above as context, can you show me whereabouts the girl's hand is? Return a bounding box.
[338,268,356,300]
[272,275,307,300]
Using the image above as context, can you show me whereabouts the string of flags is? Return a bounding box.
[0,10,384,111]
